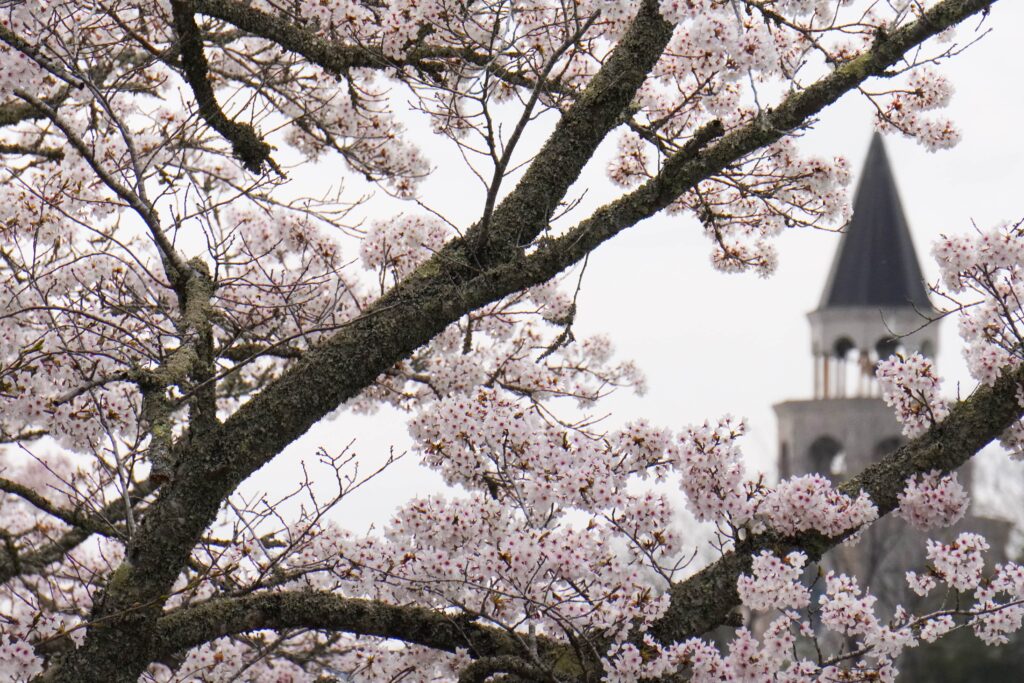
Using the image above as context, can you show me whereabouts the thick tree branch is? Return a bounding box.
[0,142,63,160]
[139,258,217,483]
[151,590,553,663]
[170,0,273,173]
[0,100,50,127]
[192,0,547,90]
[457,655,554,683]
[217,342,304,362]
[0,428,48,444]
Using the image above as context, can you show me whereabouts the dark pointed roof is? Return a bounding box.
[818,133,932,310]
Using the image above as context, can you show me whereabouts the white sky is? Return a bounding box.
[245,2,1024,533]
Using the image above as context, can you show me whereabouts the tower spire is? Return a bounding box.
[806,133,939,401]
[819,133,932,311]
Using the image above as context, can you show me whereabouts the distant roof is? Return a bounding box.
[818,133,933,311]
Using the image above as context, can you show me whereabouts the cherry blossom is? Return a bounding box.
[755,474,878,537]
[928,532,990,591]
[737,551,811,612]
[896,470,969,531]
[876,353,950,438]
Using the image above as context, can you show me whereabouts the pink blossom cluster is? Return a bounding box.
[360,214,453,279]
[604,628,814,683]
[0,1,59,97]
[675,417,753,522]
[605,533,1024,683]
[973,562,1024,645]
[736,551,811,611]
[818,572,883,638]
[937,227,1024,385]
[328,393,908,672]
[997,419,1024,461]
[932,222,1024,456]
[663,138,851,276]
[876,353,950,438]
[927,532,989,591]
[896,470,969,531]
[933,225,1024,386]
[351,277,646,414]
[755,474,878,537]
[215,207,369,349]
[905,569,938,597]
[919,614,957,643]
[0,626,42,680]
[607,132,651,188]
[874,67,960,150]
[336,493,675,640]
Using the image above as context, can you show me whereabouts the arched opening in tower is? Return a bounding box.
[809,435,846,481]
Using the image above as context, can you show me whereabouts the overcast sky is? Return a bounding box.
[246,2,1024,532]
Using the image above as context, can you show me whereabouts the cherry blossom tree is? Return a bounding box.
[0,0,1020,681]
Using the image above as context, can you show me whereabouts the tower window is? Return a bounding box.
[876,337,900,360]
[809,436,846,480]
[833,337,855,359]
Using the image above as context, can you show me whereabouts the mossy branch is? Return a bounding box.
[170,0,273,173]
[152,590,558,664]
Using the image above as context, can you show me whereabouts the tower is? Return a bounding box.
[773,134,1005,610]
[776,133,940,484]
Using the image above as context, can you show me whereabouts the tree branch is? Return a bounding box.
[151,590,554,664]
[457,655,554,683]
[192,0,543,89]
[0,100,51,127]
[139,257,217,483]
[0,478,122,538]
[0,479,154,584]
[0,142,63,160]
[170,0,273,173]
